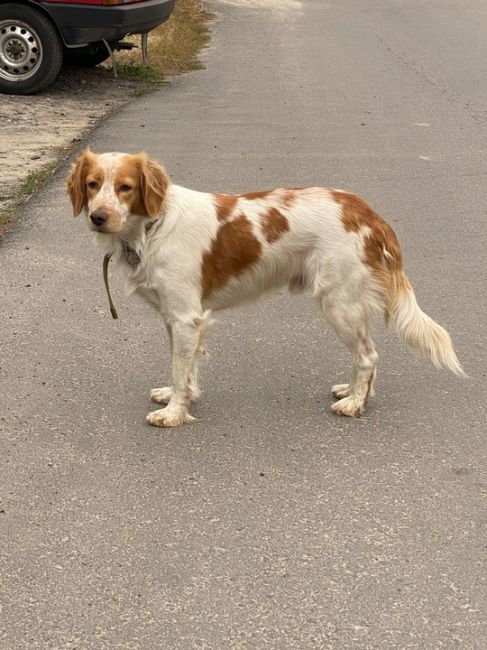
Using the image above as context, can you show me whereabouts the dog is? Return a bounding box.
[66,149,464,427]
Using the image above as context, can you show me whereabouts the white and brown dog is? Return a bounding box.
[67,149,464,427]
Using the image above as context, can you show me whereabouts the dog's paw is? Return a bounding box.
[146,407,195,428]
[150,386,172,404]
[331,383,352,399]
[150,386,200,404]
[330,396,365,417]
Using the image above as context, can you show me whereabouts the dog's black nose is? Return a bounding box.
[90,210,108,227]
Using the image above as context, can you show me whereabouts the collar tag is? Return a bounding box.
[122,241,141,266]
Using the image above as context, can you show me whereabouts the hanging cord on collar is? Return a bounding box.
[103,253,118,319]
[101,221,155,320]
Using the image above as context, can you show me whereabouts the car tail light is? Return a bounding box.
[102,0,145,5]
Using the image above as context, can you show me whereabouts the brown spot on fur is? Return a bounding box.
[117,154,169,218]
[331,189,411,318]
[260,207,290,244]
[214,194,238,221]
[282,189,297,208]
[122,186,145,218]
[202,214,262,297]
[241,190,272,200]
[213,187,302,222]
[66,148,101,216]
[113,158,145,216]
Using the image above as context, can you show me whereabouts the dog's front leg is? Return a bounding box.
[150,320,201,405]
[147,317,201,428]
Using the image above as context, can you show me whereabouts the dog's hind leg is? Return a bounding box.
[150,322,176,404]
[187,310,214,400]
[319,292,378,417]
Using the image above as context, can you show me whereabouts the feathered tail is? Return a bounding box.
[386,268,465,376]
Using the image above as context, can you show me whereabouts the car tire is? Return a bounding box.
[0,4,63,95]
[63,42,110,68]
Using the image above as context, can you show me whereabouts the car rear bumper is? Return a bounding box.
[43,0,175,46]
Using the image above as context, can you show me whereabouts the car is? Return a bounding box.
[0,0,175,94]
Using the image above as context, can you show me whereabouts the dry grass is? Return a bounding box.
[0,162,58,235]
[0,207,15,233]
[116,0,213,76]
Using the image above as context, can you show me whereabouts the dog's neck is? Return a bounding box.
[119,219,157,266]
[117,185,178,263]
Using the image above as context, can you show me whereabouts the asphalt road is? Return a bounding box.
[1,1,486,648]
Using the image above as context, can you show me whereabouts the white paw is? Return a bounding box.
[150,386,200,404]
[331,383,352,399]
[146,407,195,428]
[331,395,365,417]
[150,386,173,404]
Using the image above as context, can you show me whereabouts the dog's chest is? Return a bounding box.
[134,283,161,309]
[122,253,161,309]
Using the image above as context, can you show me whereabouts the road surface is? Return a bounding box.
[1,1,486,648]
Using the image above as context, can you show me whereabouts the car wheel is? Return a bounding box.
[0,4,63,95]
[64,42,110,68]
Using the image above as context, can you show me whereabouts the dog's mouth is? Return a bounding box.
[89,223,106,233]
[89,223,116,234]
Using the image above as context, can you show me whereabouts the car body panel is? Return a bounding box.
[35,0,175,46]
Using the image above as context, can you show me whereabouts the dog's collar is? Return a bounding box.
[121,219,156,266]
[102,219,156,319]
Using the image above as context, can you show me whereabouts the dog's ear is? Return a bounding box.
[66,148,93,216]
[139,155,169,218]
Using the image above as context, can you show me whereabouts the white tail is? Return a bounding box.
[388,273,465,376]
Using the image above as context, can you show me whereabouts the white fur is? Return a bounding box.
[390,286,465,376]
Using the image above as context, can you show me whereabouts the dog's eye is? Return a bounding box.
[87,180,99,190]
[119,184,132,193]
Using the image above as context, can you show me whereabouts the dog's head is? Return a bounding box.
[66,149,169,233]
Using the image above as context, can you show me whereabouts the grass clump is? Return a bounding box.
[114,0,213,79]
[0,163,58,237]
[18,164,57,196]
[0,207,15,234]
[115,63,165,82]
